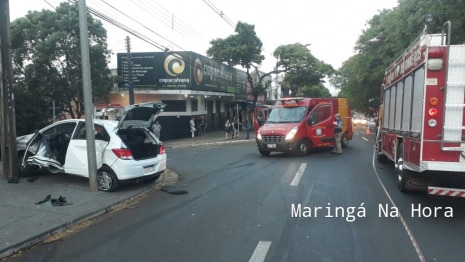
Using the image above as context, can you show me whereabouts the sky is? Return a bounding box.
[9,0,399,95]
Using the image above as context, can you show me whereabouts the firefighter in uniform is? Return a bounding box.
[331,113,343,155]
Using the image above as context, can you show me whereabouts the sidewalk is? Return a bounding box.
[163,130,255,149]
[0,168,178,259]
[0,131,250,259]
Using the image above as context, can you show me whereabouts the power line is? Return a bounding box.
[144,0,207,41]
[100,0,186,51]
[43,0,56,10]
[202,0,235,29]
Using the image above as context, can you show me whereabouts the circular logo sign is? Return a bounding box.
[164,54,185,76]
[193,58,203,84]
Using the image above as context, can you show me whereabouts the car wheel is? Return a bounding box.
[295,140,308,156]
[97,166,120,192]
[259,149,271,156]
[341,133,349,148]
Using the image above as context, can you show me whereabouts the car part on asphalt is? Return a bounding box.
[161,185,188,195]
[35,195,51,204]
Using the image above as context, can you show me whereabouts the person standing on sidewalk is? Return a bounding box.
[225,119,231,139]
[244,117,251,139]
[231,118,237,139]
[200,116,207,138]
[189,117,196,138]
[152,121,162,140]
[331,113,343,155]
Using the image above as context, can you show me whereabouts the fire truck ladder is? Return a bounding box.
[441,21,465,152]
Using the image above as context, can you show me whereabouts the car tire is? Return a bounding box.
[341,133,349,148]
[295,140,308,156]
[97,166,120,192]
[259,149,271,156]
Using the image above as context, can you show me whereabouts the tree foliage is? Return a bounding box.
[333,0,465,114]
[11,2,114,134]
[207,22,332,109]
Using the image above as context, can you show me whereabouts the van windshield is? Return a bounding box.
[266,106,307,123]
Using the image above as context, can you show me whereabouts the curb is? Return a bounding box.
[168,139,255,149]
[0,170,178,260]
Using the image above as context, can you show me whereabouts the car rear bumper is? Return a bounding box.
[256,138,299,152]
[111,154,167,180]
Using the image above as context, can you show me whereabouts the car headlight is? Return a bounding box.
[285,127,298,140]
[257,133,262,140]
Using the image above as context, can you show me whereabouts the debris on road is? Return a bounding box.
[35,195,73,206]
[7,178,19,184]
[27,176,39,183]
[161,185,188,195]
[35,195,51,204]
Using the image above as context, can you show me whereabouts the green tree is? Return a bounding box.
[207,22,328,109]
[11,2,114,122]
[334,0,465,112]
[300,83,332,98]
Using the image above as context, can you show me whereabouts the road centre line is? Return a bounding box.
[290,163,307,186]
[362,137,369,141]
[249,241,272,262]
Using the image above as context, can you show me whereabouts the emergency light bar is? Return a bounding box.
[278,97,305,103]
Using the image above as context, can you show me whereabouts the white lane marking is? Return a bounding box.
[362,137,369,141]
[371,151,425,262]
[290,163,307,186]
[249,241,272,262]
[355,132,359,135]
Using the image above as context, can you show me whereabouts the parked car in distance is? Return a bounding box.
[20,102,167,192]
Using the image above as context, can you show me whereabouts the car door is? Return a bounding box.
[24,122,78,173]
[253,107,267,136]
[305,104,335,147]
[64,122,110,177]
[117,102,166,130]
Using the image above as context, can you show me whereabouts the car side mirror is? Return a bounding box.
[258,119,265,126]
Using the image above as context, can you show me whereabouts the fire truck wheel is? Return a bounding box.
[259,149,271,156]
[341,133,349,148]
[396,143,409,192]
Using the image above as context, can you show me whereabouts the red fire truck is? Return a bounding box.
[375,21,465,196]
[254,97,353,156]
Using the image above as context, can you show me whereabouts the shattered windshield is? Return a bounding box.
[266,106,307,123]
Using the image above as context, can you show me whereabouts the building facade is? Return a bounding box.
[109,51,266,140]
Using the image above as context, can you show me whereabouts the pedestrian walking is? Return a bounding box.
[189,117,196,138]
[244,117,251,139]
[200,116,207,138]
[152,121,162,140]
[231,119,237,139]
[225,119,231,139]
[233,117,240,139]
[331,113,343,155]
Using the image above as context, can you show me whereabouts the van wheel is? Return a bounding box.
[396,143,409,192]
[295,140,308,156]
[97,166,120,192]
[341,133,349,148]
[259,149,271,156]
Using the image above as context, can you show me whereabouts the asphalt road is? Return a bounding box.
[10,127,465,262]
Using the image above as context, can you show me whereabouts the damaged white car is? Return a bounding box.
[21,102,167,192]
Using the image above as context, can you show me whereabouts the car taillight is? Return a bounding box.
[112,148,133,160]
[159,145,165,155]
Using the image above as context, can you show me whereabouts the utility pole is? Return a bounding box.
[0,0,19,180]
[126,36,134,105]
[78,0,98,192]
